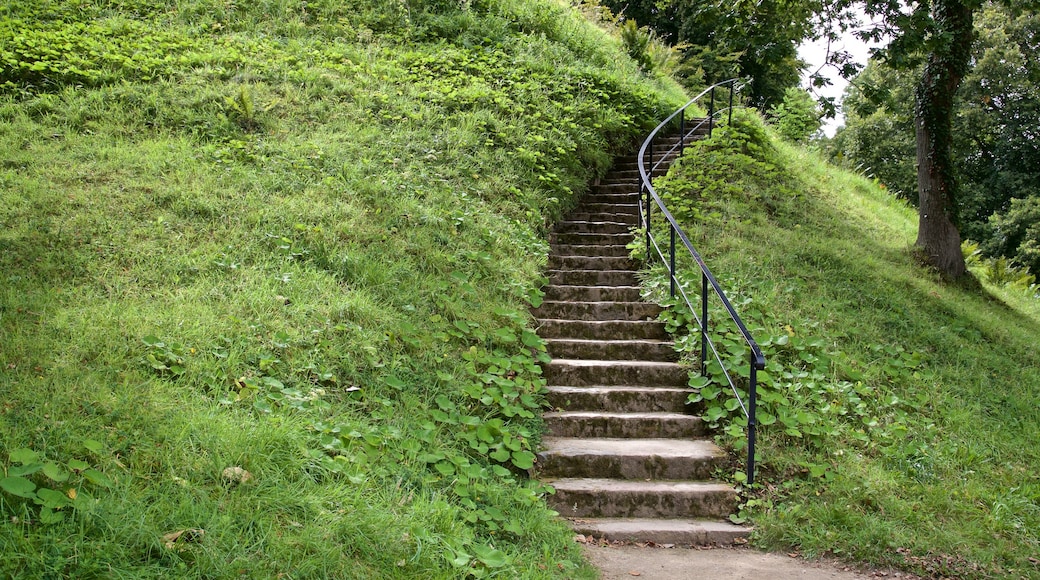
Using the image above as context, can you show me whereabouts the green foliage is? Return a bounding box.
[985,196,1040,278]
[0,0,687,576]
[2,443,112,526]
[645,111,1040,577]
[767,87,822,145]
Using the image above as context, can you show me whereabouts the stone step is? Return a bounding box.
[550,232,633,246]
[546,386,692,413]
[568,518,749,546]
[548,255,639,271]
[546,338,677,361]
[542,285,643,302]
[546,478,736,519]
[533,300,660,321]
[579,203,638,214]
[544,359,689,387]
[544,411,704,438]
[548,269,639,287]
[565,211,638,223]
[536,319,668,340]
[537,438,725,480]
[549,244,632,258]
[554,221,632,235]
[590,183,640,194]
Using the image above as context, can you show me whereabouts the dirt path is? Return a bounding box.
[584,544,916,579]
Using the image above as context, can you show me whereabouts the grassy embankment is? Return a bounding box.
[0,1,687,577]
[651,112,1040,578]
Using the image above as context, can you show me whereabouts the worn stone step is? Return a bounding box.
[545,338,677,361]
[544,411,705,438]
[542,285,643,302]
[536,319,668,340]
[546,478,736,519]
[565,211,637,223]
[549,244,632,258]
[554,221,632,235]
[550,232,633,246]
[544,359,689,387]
[548,269,639,287]
[568,518,749,546]
[537,438,725,480]
[548,255,638,270]
[547,386,692,413]
[533,301,660,321]
[579,202,638,214]
[590,183,640,194]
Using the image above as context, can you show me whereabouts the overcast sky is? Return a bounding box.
[797,23,882,137]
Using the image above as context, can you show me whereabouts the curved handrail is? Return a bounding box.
[637,79,767,485]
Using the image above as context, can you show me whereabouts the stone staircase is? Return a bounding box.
[533,133,750,545]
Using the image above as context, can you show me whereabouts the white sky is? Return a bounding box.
[797,23,882,137]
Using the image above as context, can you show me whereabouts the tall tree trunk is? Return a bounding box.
[914,0,976,280]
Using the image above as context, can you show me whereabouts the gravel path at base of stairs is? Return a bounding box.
[583,544,920,579]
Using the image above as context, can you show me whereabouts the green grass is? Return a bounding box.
[0,0,688,576]
[652,111,1040,578]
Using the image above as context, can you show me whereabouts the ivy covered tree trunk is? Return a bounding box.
[913,0,977,279]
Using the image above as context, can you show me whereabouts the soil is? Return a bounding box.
[583,543,920,580]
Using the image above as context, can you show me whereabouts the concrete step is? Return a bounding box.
[549,244,632,258]
[536,319,668,340]
[554,221,632,235]
[533,300,660,321]
[544,359,689,387]
[550,232,633,246]
[543,285,643,302]
[544,411,705,438]
[546,338,676,361]
[537,437,725,480]
[546,386,692,413]
[548,269,639,287]
[568,517,750,546]
[546,478,736,519]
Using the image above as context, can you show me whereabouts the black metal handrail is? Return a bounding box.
[637,79,767,484]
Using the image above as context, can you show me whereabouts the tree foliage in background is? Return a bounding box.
[768,86,824,144]
[833,4,1040,275]
[600,0,814,109]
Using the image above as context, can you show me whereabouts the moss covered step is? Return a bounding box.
[545,338,677,361]
[568,518,749,546]
[545,386,692,413]
[543,411,705,438]
[545,478,736,519]
[536,438,725,480]
[544,359,689,387]
[550,231,633,246]
[564,211,638,223]
[533,300,661,321]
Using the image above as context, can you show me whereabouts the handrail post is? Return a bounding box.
[700,272,708,376]
[748,361,758,485]
[708,87,716,137]
[728,80,735,125]
[679,109,685,157]
[669,226,676,298]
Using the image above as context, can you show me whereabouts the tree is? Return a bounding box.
[768,87,823,144]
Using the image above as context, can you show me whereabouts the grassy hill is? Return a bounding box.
[0,1,686,577]
[651,113,1040,578]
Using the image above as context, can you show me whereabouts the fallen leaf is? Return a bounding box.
[221,466,253,484]
[163,529,205,551]
[628,571,642,577]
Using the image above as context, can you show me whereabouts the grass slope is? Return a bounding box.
[652,112,1040,578]
[0,1,686,577]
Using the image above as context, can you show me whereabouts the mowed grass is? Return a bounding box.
[0,1,688,577]
[653,112,1040,578]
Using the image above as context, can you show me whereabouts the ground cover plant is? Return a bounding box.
[0,0,687,576]
[650,111,1040,578]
